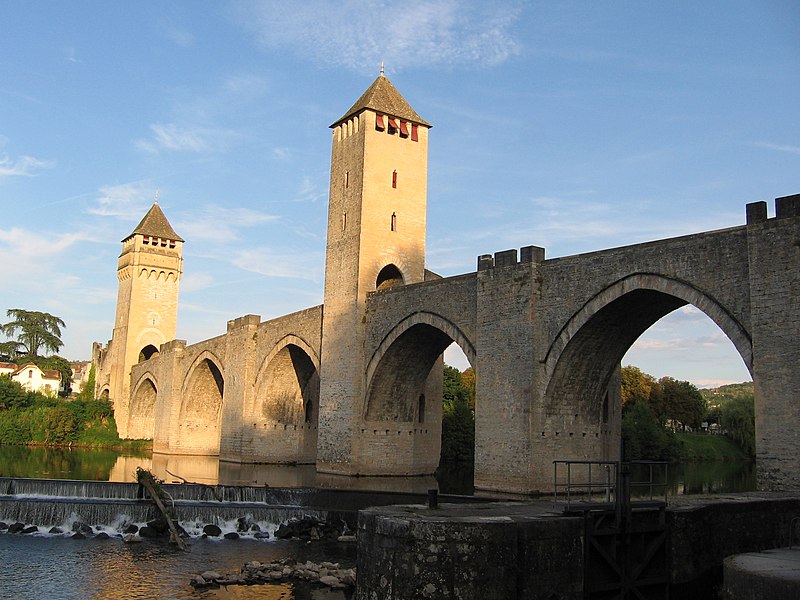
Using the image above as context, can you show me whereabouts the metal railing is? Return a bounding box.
[553,460,669,511]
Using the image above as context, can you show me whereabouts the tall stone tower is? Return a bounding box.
[102,201,183,437]
[317,72,432,474]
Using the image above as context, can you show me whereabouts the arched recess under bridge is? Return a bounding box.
[252,336,320,463]
[363,312,475,476]
[542,274,752,467]
[129,375,157,439]
[176,354,225,455]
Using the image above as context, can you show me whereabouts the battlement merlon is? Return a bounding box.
[226,314,261,332]
[746,194,800,224]
[477,245,546,271]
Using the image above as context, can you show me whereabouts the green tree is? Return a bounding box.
[0,375,33,409]
[37,355,73,395]
[659,377,706,431]
[461,367,476,410]
[0,309,65,358]
[77,364,96,401]
[43,406,79,444]
[719,396,755,457]
[621,365,656,410]
[441,365,475,463]
[621,400,679,461]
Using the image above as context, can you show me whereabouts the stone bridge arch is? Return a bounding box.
[129,373,158,439]
[366,310,476,401]
[541,273,753,469]
[175,351,225,455]
[360,312,475,475]
[244,334,320,463]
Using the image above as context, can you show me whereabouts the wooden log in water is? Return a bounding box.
[139,476,187,551]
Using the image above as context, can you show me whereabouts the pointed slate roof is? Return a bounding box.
[124,202,184,242]
[331,74,431,128]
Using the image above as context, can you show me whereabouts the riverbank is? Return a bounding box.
[675,432,751,462]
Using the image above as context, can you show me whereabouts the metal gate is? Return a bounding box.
[583,504,669,599]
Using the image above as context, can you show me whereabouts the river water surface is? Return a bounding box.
[0,445,755,599]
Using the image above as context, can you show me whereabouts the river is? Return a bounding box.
[0,445,756,495]
[0,445,755,598]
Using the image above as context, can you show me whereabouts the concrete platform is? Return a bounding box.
[722,548,800,600]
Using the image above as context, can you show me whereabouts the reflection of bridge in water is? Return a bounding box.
[109,453,438,494]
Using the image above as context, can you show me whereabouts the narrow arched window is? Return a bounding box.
[392,170,397,188]
[390,212,396,231]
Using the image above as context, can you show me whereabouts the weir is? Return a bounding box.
[0,477,483,540]
[0,477,333,538]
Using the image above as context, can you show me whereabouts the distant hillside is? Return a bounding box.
[700,381,754,404]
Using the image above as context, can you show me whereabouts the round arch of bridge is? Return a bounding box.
[543,273,753,420]
[129,373,157,439]
[177,351,225,455]
[255,335,321,426]
[364,312,475,422]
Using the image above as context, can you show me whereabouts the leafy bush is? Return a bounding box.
[0,390,122,447]
[622,400,680,461]
[441,366,475,464]
[43,407,79,444]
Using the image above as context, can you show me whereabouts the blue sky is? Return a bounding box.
[1,1,798,387]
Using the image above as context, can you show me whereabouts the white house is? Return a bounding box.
[0,362,62,397]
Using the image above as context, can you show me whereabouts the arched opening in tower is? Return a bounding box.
[138,344,159,363]
[375,264,404,291]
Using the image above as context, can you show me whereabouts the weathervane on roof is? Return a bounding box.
[154,189,159,204]
[380,61,385,77]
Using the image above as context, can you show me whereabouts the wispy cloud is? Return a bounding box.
[180,272,216,293]
[754,141,800,156]
[0,154,54,179]
[64,46,80,64]
[232,247,323,281]
[0,227,88,280]
[87,182,153,220]
[234,0,522,71]
[178,206,279,243]
[162,25,195,48]
[135,123,234,154]
[294,176,326,203]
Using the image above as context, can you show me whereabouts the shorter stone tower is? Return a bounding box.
[95,201,183,438]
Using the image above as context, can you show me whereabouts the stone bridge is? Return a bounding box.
[125,195,799,495]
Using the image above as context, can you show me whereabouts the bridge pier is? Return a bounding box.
[748,194,800,491]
